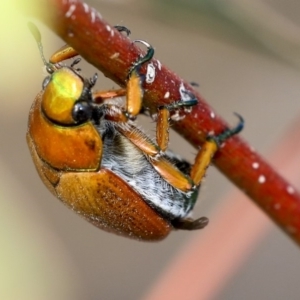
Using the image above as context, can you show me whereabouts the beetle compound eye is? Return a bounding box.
[42,76,51,89]
[72,101,92,124]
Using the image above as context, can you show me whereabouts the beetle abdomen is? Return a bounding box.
[99,122,199,220]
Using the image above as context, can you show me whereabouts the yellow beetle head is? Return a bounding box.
[41,67,97,126]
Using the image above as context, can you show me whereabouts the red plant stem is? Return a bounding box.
[144,119,300,299]
[20,0,300,245]
[144,118,300,300]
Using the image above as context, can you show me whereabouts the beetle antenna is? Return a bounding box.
[28,22,53,71]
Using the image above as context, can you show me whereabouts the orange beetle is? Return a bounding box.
[27,23,243,241]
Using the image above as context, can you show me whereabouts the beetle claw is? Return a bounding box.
[172,217,209,230]
[128,39,154,78]
[208,113,244,147]
[89,73,98,88]
[114,25,131,36]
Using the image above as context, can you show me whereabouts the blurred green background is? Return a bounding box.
[1,0,300,299]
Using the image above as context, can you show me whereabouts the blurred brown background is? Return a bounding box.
[1,0,300,299]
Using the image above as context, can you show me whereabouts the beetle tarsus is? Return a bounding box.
[209,113,244,146]
[114,25,131,36]
[89,73,98,88]
[172,217,209,230]
[70,58,81,68]
[190,81,200,87]
[159,98,198,111]
[128,40,154,77]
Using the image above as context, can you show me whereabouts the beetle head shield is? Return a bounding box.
[42,68,85,125]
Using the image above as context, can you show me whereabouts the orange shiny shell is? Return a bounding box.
[28,91,102,171]
[57,169,171,240]
[27,91,172,241]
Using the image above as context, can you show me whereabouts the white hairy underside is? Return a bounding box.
[98,121,193,219]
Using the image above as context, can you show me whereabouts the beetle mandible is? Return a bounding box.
[27,23,243,241]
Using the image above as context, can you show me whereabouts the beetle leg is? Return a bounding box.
[114,113,243,231]
[92,40,154,117]
[190,113,244,186]
[172,115,243,230]
[156,99,198,151]
[117,123,160,156]
[172,216,209,230]
[94,40,154,119]
[117,124,194,192]
[118,114,243,193]
[126,68,143,117]
[93,89,127,103]
[125,40,154,118]
[50,45,78,64]
[114,25,131,36]
[128,40,154,77]
[156,107,170,152]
